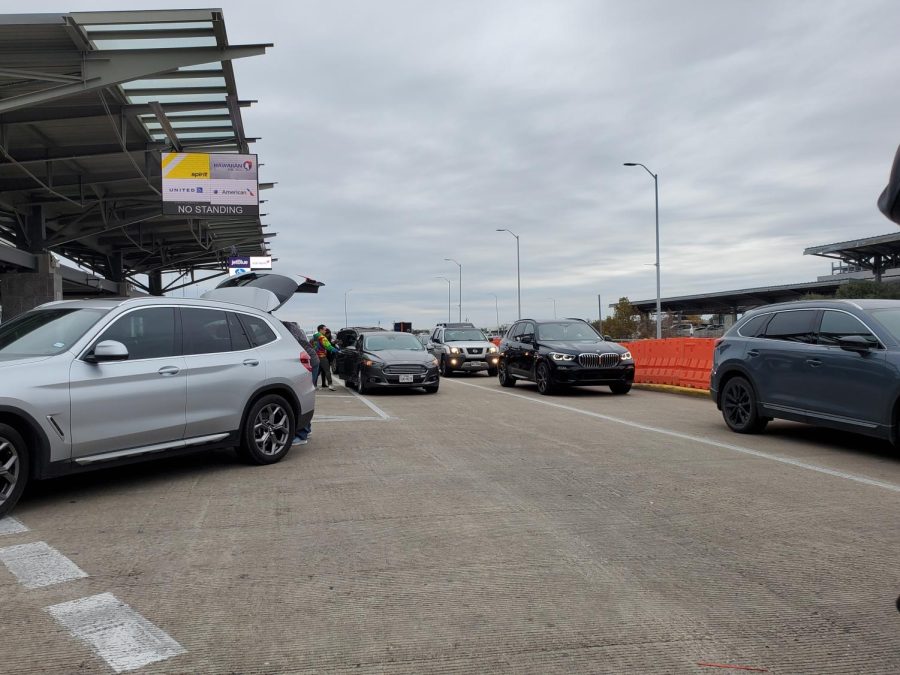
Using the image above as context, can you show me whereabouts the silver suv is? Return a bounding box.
[428,322,499,376]
[0,277,315,517]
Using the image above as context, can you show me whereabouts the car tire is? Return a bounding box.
[424,383,439,394]
[498,361,516,387]
[440,357,455,377]
[487,368,498,377]
[356,367,369,394]
[0,424,29,519]
[721,376,768,434]
[609,382,632,395]
[536,361,556,396]
[237,395,295,465]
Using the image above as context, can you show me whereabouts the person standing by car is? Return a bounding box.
[325,327,337,376]
[313,324,339,390]
[282,321,319,445]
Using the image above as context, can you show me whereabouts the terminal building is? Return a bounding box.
[630,231,900,324]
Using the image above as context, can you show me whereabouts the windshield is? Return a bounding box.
[444,329,487,341]
[0,308,109,357]
[869,309,900,341]
[366,333,425,351]
[537,322,601,341]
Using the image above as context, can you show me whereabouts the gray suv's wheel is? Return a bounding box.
[238,395,295,464]
[0,424,28,519]
[721,376,768,434]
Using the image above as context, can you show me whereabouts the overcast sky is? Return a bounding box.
[31,1,900,329]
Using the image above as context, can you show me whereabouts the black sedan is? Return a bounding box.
[337,331,440,394]
[498,318,635,395]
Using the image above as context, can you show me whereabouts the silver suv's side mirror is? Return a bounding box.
[88,340,129,363]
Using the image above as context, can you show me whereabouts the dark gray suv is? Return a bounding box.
[711,299,900,442]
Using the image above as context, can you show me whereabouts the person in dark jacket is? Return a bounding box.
[282,321,318,445]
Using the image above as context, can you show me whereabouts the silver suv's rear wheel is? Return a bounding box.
[0,424,28,519]
[238,395,295,464]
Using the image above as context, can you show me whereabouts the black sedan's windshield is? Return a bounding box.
[366,333,425,351]
[0,307,109,356]
[537,322,601,341]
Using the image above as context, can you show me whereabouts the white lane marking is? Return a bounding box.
[0,516,28,535]
[447,379,900,494]
[345,388,391,420]
[0,541,88,589]
[46,593,186,673]
[316,415,383,422]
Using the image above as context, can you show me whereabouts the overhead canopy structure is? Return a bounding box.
[803,232,900,282]
[0,9,272,295]
[629,279,850,317]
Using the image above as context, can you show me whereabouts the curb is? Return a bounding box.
[633,383,711,399]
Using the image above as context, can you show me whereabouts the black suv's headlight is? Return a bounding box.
[620,351,633,362]
[549,352,575,361]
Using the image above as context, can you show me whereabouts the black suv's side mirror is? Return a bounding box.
[839,335,876,353]
[521,334,534,345]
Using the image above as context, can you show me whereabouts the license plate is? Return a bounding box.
[399,374,414,383]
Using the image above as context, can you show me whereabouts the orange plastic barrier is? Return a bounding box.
[627,338,716,390]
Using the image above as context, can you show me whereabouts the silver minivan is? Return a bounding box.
[0,275,315,517]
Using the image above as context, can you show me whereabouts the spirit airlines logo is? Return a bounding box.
[161,153,210,179]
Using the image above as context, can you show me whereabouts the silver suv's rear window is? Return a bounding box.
[0,308,109,357]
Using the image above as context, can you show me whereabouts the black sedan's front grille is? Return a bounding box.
[578,353,620,368]
[383,364,427,375]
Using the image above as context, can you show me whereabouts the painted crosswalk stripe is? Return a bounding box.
[0,516,28,535]
[0,541,87,589]
[46,593,186,673]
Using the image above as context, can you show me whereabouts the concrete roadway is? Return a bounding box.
[3,373,900,673]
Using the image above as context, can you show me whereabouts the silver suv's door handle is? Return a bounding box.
[806,358,822,367]
[158,366,180,376]
[747,349,760,357]
[243,359,260,367]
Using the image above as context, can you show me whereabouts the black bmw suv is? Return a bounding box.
[497,318,635,395]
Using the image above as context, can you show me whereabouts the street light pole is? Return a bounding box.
[624,162,661,339]
[545,297,557,319]
[444,258,462,321]
[489,293,500,332]
[344,288,353,328]
[434,276,451,323]
[495,229,521,319]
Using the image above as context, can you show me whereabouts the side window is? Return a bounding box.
[227,312,252,351]
[507,322,522,340]
[432,329,442,343]
[818,311,878,347]
[520,322,536,343]
[764,310,817,343]
[738,313,770,338]
[95,307,177,360]
[182,308,231,355]
[239,314,277,347]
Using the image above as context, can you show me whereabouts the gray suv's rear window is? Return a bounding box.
[737,313,770,337]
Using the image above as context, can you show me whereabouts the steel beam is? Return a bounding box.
[0,44,271,114]
[148,101,182,151]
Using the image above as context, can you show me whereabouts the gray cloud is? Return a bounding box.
[26,0,900,329]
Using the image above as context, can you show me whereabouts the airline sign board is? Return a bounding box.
[161,153,259,217]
